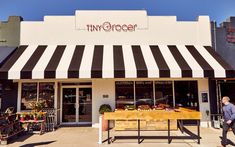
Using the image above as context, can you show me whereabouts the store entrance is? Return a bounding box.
[61,87,92,124]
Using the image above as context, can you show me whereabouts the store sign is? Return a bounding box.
[86,22,137,32]
[75,10,148,31]
[226,27,235,43]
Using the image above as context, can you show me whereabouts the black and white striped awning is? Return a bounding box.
[0,45,234,79]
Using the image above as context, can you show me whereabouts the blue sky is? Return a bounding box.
[0,0,235,24]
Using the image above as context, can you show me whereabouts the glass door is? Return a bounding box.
[78,88,92,123]
[62,88,76,123]
[62,87,92,124]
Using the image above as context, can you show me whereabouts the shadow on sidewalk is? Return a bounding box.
[19,141,56,147]
[7,133,33,145]
[219,136,235,146]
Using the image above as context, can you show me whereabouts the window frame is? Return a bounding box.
[115,81,135,109]
[115,80,198,109]
[20,82,55,111]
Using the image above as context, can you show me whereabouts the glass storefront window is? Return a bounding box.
[21,82,55,110]
[39,83,55,108]
[21,83,37,110]
[135,81,153,107]
[155,81,173,107]
[174,81,198,110]
[115,81,134,109]
[115,80,199,110]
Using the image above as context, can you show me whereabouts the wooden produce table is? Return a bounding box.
[104,107,202,144]
[114,109,178,131]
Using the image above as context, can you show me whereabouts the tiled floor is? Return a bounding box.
[6,127,235,147]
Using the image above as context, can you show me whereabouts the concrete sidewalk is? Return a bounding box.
[6,127,235,147]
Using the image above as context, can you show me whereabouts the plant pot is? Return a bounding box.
[20,117,25,121]
[102,115,108,131]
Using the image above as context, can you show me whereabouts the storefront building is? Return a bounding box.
[0,16,22,111]
[0,10,234,127]
[0,16,22,46]
[210,17,235,115]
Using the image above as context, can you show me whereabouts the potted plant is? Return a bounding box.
[29,101,45,112]
[37,111,44,120]
[125,105,135,110]
[20,113,26,121]
[33,113,38,121]
[99,104,112,131]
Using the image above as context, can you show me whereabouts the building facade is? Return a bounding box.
[211,17,235,115]
[0,16,22,112]
[211,17,235,69]
[0,10,234,127]
[0,16,22,46]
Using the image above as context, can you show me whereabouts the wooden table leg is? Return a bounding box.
[138,119,140,144]
[197,120,200,144]
[178,120,184,133]
[108,120,110,144]
[168,119,171,144]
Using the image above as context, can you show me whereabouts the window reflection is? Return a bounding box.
[135,81,153,107]
[174,81,198,110]
[21,83,37,110]
[155,81,173,107]
[39,83,55,108]
[115,81,199,110]
[21,82,55,110]
[115,81,134,109]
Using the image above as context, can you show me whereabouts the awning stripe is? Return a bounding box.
[79,45,94,78]
[168,45,192,77]
[0,45,28,79]
[32,45,57,79]
[9,45,38,79]
[56,45,76,79]
[149,45,170,77]
[113,45,125,78]
[122,45,137,78]
[186,45,214,78]
[102,45,114,78]
[159,45,181,78]
[131,45,148,78]
[21,45,47,79]
[44,45,66,79]
[91,45,103,78]
[68,45,85,78]
[0,45,234,79]
[176,45,204,78]
[0,46,17,68]
[140,45,159,78]
[196,45,225,78]
[204,46,235,78]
